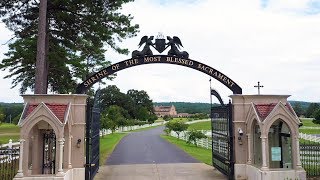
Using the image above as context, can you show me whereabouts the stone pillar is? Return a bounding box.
[57,138,65,176]
[261,136,268,170]
[247,133,252,164]
[16,139,25,177]
[295,136,303,169]
[68,136,72,169]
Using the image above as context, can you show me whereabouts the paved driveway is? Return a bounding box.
[96,126,227,180]
[95,163,227,180]
[106,126,199,165]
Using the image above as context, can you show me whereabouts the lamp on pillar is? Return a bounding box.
[77,139,81,148]
[238,128,243,145]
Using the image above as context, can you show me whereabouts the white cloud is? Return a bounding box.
[0,0,320,103]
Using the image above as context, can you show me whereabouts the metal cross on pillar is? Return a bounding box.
[254,81,264,95]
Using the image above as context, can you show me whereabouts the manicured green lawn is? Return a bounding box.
[299,118,320,134]
[171,118,188,122]
[188,121,211,130]
[0,123,20,145]
[299,129,320,134]
[161,135,212,165]
[300,118,320,127]
[0,123,20,134]
[100,133,127,165]
[155,119,164,122]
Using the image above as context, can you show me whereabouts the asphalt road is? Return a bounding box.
[105,126,200,165]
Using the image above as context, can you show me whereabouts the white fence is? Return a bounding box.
[185,119,210,124]
[170,131,320,149]
[169,130,229,155]
[299,132,320,143]
[100,121,167,136]
[99,119,211,137]
[170,130,213,149]
[0,139,20,149]
[0,139,20,163]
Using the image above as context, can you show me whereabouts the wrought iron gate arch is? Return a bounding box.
[80,55,241,180]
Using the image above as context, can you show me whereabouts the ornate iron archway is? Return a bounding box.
[76,35,242,95]
[80,35,241,180]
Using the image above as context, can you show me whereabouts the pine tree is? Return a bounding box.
[0,0,139,93]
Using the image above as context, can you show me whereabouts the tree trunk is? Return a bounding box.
[35,0,48,94]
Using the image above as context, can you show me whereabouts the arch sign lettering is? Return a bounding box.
[76,34,242,94]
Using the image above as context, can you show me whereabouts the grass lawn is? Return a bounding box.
[155,119,164,122]
[161,135,212,165]
[188,121,211,130]
[100,133,127,165]
[0,123,20,145]
[300,118,320,127]
[171,118,188,122]
[0,123,20,134]
[299,129,320,134]
[299,118,320,134]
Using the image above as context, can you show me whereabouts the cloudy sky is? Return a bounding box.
[0,0,320,104]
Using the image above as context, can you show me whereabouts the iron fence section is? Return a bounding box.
[300,141,320,177]
[0,147,19,180]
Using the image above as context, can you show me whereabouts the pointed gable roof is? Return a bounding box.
[20,103,70,124]
[253,102,297,121]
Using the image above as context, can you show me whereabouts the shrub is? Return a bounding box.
[187,130,207,146]
[165,120,189,139]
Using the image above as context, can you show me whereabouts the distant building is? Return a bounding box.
[154,105,192,118]
[154,105,177,117]
[177,113,191,118]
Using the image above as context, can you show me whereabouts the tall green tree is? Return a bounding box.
[100,85,134,118]
[292,102,305,117]
[135,106,149,122]
[0,0,139,93]
[0,106,5,125]
[127,89,154,113]
[101,105,127,133]
[305,103,320,118]
[312,109,320,124]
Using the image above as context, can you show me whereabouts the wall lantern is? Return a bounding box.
[77,139,81,148]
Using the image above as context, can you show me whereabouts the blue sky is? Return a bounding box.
[0,0,320,103]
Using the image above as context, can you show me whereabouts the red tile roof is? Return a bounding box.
[254,103,295,121]
[24,103,68,123]
[254,103,277,120]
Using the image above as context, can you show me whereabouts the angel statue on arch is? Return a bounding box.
[166,36,189,59]
[131,36,154,58]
